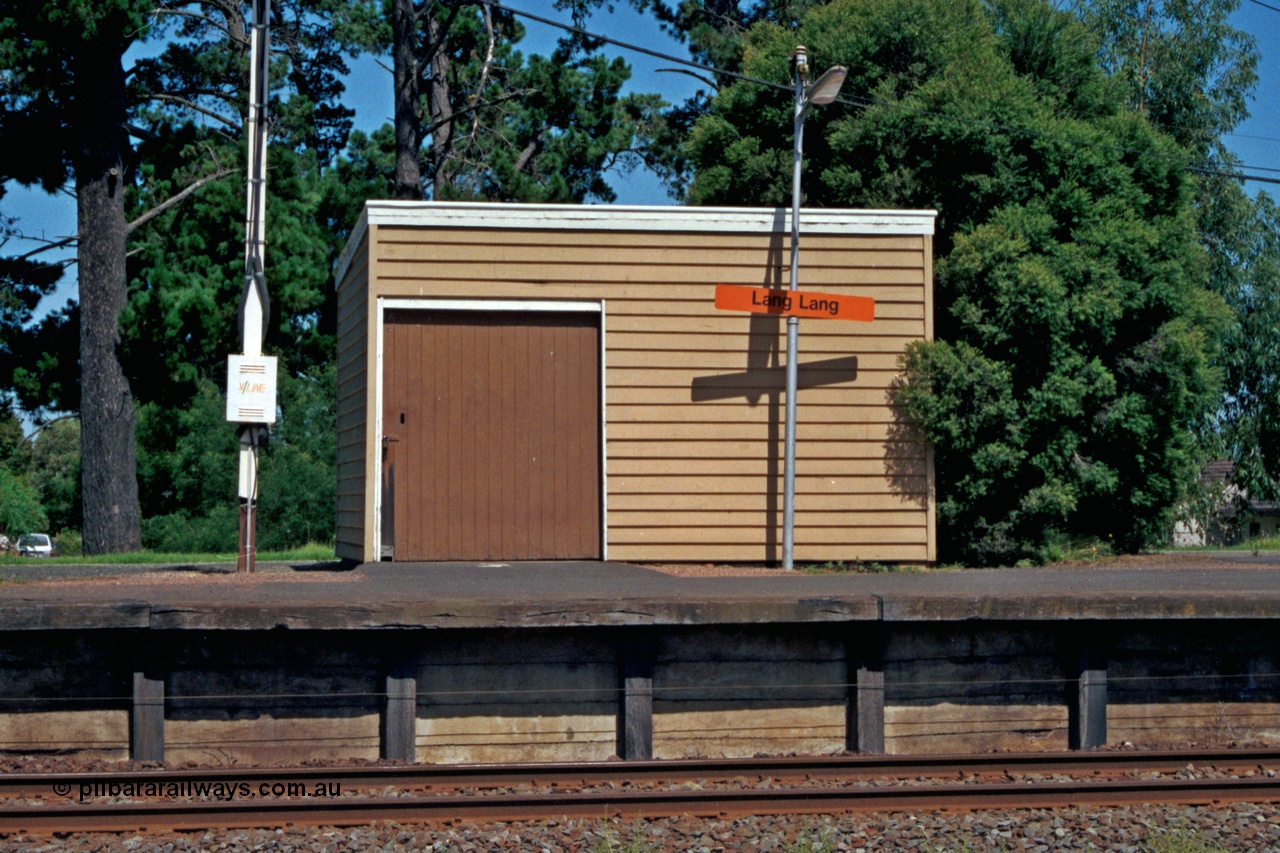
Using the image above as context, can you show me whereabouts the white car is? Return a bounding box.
[16,534,54,558]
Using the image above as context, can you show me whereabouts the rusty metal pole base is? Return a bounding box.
[237,502,255,573]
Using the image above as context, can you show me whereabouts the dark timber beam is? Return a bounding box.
[383,661,417,763]
[1068,639,1108,750]
[130,651,165,762]
[617,640,654,760]
[847,632,886,754]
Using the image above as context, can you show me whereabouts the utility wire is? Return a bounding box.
[479,0,786,93]
[481,0,1280,187]
[1228,132,1280,146]
[1246,0,1280,13]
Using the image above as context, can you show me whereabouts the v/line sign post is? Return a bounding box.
[713,282,875,568]
[224,0,277,573]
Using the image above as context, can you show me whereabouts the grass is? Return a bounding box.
[1173,533,1280,552]
[1144,826,1231,853]
[588,822,660,853]
[588,821,836,853]
[913,826,1232,853]
[782,824,836,853]
[921,839,995,853]
[577,821,1234,853]
[800,559,926,574]
[0,541,336,566]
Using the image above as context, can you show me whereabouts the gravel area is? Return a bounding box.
[2,804,1278,851]
[3,754,1279,850]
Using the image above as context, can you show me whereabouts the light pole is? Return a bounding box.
[784,47,847,571]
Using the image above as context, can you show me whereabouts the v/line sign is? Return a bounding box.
[714,283,875,321]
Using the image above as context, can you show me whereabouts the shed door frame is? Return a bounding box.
[374,297,607,561]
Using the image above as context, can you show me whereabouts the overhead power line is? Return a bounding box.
[480,0,1280,188]
[478,0,783,93]
[1228,131,1280,146]
[1245,0,1280,14]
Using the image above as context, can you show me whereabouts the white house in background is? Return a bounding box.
[1173,459,1279,547]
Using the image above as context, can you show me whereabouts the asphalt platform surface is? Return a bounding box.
[2,551,1280,630]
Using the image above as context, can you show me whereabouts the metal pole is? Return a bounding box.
[237,0,271,574]
[784,49,807,571]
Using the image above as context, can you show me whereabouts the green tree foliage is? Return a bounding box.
[681,0,1228,564]
[255,365,336,549]
[0,465,47,538]
[0,0,159,553]
[377,2,668,203]
[1073,1,1275,522]
[2,1,370,551]
[1197,180,1280,499]
[1080,0,1256,159]
[0,409,49,536]
[25,419,82,535]
[0,201,65,416]
[139,367,335,552]
[1,0,679,553]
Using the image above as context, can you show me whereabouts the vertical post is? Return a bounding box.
[237,432,258,573]
[1068,639,1108,750]
[236,0,271,574]
[383,662,417,762]
[617,642,654,760]
[131,657,165,762]
[846,633,885,753]
[783,47,808,572]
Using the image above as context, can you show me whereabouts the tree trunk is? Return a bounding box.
[74,37,142,555]
[392,0,422,199]
[427,10,452,200]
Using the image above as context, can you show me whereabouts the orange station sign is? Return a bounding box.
[714,283,874,322]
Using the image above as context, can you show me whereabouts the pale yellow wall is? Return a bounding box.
[358,222,934,564]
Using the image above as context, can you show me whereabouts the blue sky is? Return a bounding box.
[4,1,1279,316]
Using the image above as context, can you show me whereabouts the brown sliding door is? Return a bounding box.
[382,309,601,561]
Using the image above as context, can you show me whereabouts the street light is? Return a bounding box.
[784,46,847,571]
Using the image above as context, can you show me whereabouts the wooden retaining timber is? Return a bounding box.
[56,624,1268,762]
[5,562,1280,764]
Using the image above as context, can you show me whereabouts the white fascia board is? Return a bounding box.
[334,206,370,287]
[361,200,937,236]
[381,298,602,313]
[337,201,937,287]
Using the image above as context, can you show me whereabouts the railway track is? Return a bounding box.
[3,749,1280,834]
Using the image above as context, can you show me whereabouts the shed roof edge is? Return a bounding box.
[366,201,936,233]
[335,201,937,287]
[334,206,370,288]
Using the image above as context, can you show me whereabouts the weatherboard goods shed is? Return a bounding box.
[334,201,936,565]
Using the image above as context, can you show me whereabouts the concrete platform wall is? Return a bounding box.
[1,623,1278,764]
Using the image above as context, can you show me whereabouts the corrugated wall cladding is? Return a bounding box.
[335,232,369,561]
[364,223,934,564]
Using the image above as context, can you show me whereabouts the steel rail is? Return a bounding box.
[3,775,1280,834]
[2,748,1280,798]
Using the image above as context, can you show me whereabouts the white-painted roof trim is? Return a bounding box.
[334,206,370,288]
[336,201,936,284]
